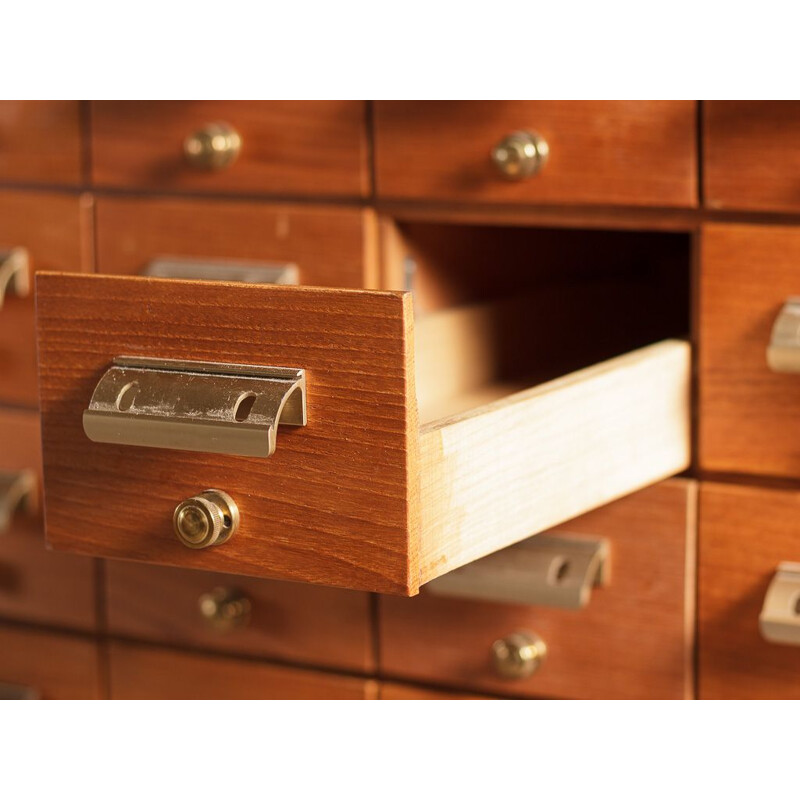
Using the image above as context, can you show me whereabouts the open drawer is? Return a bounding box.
[36,273,690,595]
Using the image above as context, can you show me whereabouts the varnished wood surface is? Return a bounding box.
[374,101,697,208]
[698,224,800,479]
[0,408,97,630]
[108,641,377,699]
[0,101,83,185]
[90,101,369,198]
[95,196,378,289]
[704,101,800,213]
[0,191,91,407]
[0,623,100,699]
[381,481,696,700]
[105,561,373,672]
[699,482,800,698]
[379,682,491,699]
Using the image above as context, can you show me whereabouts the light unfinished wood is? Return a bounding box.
[108,641,377,699]
[381,480,696,700]
[37,273,690,595]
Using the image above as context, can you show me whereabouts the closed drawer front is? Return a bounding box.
[95,196,377,289]
[380,481,695,699]
[0,408,96,630]
[699,482,800,699]
[379,683,490,699]
[90,101,369,198]
[36,274,690,595]
[704,101,800,212]
[699,223,800,479]
[0,624,100,699]
[105,561,372,672]
[0,101,82,186]
[0,191,90,407]
[108,641,376,699]
[374,101,697,207]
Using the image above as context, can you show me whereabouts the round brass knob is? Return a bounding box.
[183,122,242,170]
[491,130,549,180]
[491,630,547,679]
[198,586,251,632]
[173,489,239,550]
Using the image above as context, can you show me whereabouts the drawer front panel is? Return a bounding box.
[699,224,800,478]
[380,481,696,699]
[0,101,82,186]
[699,482,800,699]
[0,624,100,699]
[90,101,369,197]
[108,641,376,699]
[379,683,489,700]
[105,561,372,672]
[95,196,377,289]
[0,409,96,630]
[0,191,90,407]
[374,101,697,207]
[704,101,800,212]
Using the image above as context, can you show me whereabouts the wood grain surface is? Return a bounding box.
[381,480,696,700]
[374,101,697,207]
[90,101,369,197]
[379,682,491,699]
[95,195,378,289]
[699,482,800,698]
[108,641,376,699]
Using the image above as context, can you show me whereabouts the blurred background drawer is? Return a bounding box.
[0,624,99,699]
[704,101,800,212]
[373,101,697,208]
[0,101,82,186]
[379,480,695,699]
[90,101,369,198]
[699,482,800,699]
[108,641,376,699]
[94,196,377,288]
[699,223,800,479]
[105,561,372,672]
[379,683,489,700]
[0,190,90,407]
[0,408,97,631]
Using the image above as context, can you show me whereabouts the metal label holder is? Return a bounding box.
[0,247,30,309]
[142,257,299,286]
[760,562,800,645]
[767,297,800,373]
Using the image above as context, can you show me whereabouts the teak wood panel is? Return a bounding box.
[0,191,90,407]
[0,101,83,185]
[703,101,800,212]
[90,101,369,198]
[373,101,697,208]
[108,641,376,699]
[0,408,96,631]
[381,481,696,700]
[379,682,491,700]
[105,561,373,672]
[94,195,378,289]
[698,482,800,699]
[699,224,800,479]
[0,624,100,699]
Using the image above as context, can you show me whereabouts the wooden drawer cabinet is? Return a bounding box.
[379,683,489,699]
[699,482,800,699]
[105,561,372,672]
[36,274,690,595]
[380,481,696,699]
[0,624,100,699]
[90,101,369,198]
[108,641,376,699]
[0,408,96,630]
[374,101,697,208]
[0,191,90,407]
[95,196,377,289]
[0,101,83,186]
[704,101,800,212]
[699,223,800,479]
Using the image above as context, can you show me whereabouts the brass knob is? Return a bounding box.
[183,122,241,170]
[491,130,549,180]
[491,630,547,679]
[173,489,239,549]
[198,586,251,632]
